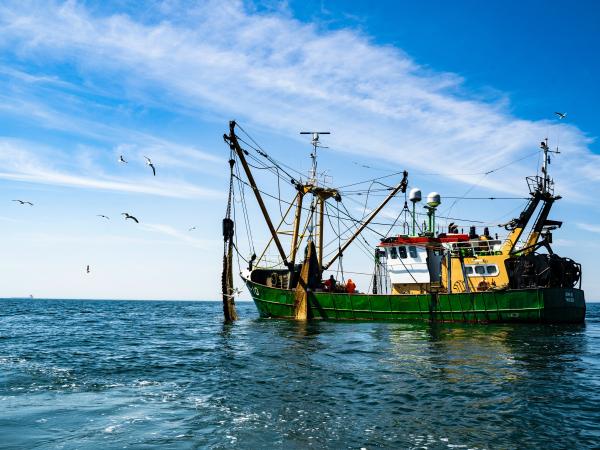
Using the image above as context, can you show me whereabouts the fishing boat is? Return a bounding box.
[221,121,585,323]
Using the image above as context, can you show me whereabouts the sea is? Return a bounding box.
[1,299,599,449]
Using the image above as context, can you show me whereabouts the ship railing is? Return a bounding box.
[526,175,554,195]
[447,240,503,258]
[256,254,287,269]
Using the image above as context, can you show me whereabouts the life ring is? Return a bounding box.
[477,280,489,291]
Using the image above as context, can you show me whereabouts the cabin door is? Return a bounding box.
[426,249,443,283]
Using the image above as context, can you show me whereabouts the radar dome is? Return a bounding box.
[409,188,422,203]
[427,192,441,207]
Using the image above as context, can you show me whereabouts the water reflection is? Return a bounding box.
[2,300,598,449]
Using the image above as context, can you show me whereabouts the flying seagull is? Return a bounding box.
[188,226,196,231]
[12,199,33,206]
[97,214,110,220]
[119,155,128,164]
[121,212,139,223]
[144,156,156,176]
[555,112,567,119]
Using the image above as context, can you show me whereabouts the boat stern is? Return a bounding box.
[541,287,586,323]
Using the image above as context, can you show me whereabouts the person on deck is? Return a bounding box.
[346,278,356,294]
[324,275,336,292]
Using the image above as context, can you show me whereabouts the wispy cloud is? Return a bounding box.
[139,222,215,248]
[0,139,222,199]
[0,0,595,200]
[0,215,20,223]
[576,222,600,234]
[0,91,223,168]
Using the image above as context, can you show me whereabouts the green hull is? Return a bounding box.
[245,279,585,323]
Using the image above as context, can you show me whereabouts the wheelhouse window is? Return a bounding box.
[399,246,408,259]
[465,266,474,274]
[408,246,418,258]
[475,265,486,275]
[486,265,499,275]
[390,247,398,259]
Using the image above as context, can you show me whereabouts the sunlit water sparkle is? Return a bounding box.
[1,299,599,449]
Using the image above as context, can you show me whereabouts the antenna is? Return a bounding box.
[540,138,560,194]
[300,131,330,185]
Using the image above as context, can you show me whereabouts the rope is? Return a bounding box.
[233,160,255,255]
[235,126,304,182]
[346,150,540,184]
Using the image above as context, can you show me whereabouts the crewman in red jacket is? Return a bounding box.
[346,279,356,293]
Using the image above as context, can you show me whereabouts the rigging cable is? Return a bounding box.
[344,150,541,188]
[234,159,256,256]
[324,202,345,282]
[235,126,304,182]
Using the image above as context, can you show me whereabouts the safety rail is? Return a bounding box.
[446,239,503,258]
[526,175,554,195]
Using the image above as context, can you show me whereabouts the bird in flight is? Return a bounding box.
[119,155,128,164]
[121,212,139,223]
[144,156,156,176]
[555,112,567,119]
[97,214,110,220]
[86,265,90,274]
[188,226,196,231]
[12,199,33,206]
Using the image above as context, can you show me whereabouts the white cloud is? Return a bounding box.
[576,222,600,234]
[0,92,223,169]
[0,215,20,223]
[0,139,223,199]
[552,238,576,247]
[0,0,596,201]
[139,222,216,248]
[0,1,600,202]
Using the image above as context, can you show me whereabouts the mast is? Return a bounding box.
[300,131,330,185]
[222,154,237,322]
[297,131,338,272]
[318,196,325,268]
[224,121,291,269]
[522,139,561,252]
[500,138,561,255]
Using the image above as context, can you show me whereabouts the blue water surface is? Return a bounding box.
[1,299,599,449]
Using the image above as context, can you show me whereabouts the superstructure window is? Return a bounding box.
[399,246,408,259]
[465,264,499,277]
[408,246,418,258]
[486,265,499,275]
[390,247,398,259]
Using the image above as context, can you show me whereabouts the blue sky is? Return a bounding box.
[0,0,599,300]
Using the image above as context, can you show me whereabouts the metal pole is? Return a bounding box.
[289,191,304,268]
[412,202,416,236]
[446,252,452,294]
[542,139,548,194]
[318,195,325,269]
[225,121,290,269]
